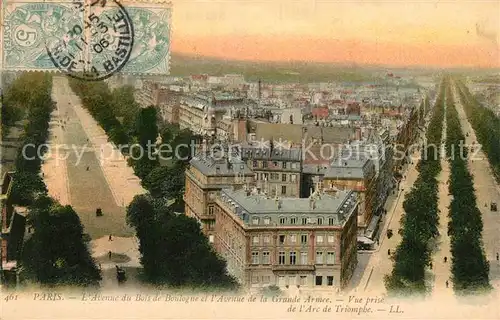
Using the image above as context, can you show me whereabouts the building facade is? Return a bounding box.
[184,150,255,242]
[213,187,358,290]
[240,145,302,198]
[1,172,27,286]
[322,157,376,235]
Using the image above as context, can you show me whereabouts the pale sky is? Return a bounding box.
[169,0,500,67]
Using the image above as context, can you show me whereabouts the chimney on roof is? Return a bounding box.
[309,197,316,210]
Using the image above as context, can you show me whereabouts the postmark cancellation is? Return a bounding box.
[0,0,171,78]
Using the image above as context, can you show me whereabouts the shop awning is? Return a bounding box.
[357,236,374,245]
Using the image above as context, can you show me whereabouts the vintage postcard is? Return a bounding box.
[0,0,499,319]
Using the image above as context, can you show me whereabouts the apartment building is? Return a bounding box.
[179,92,247,139]
[240,145,302,198]
[184,150,254,242]
[322,156,376,235]
[213,186,358,290]
[0,172,27,286]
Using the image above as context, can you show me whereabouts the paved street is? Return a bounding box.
[452,83,500,292]
[353,130,427,294]
[44,77,144,287]
[430,99,453,297]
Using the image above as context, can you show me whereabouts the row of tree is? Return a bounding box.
[68,79,137,149]
[4,73,101,287]
[444,80,490,294]
[69,79,235,290]
[384,79,445,295]
[455,81,500,183]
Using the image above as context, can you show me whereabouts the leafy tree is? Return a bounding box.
[126,195,238,290]
[21,196,101,287]
[10,171,48,206]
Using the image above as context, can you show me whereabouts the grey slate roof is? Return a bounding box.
[190,150,253,176]
[219,188,357,227]
[324,158,370,179]
[240,146,302,162]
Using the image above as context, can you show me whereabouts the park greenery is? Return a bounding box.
[3,73,101,286]
[126,194,238,290]
[384,79,445,295]
[456,80,500,183]
[444,79,490,294]
[69,77,231,290]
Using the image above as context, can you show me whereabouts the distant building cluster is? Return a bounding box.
[108,72,435,291]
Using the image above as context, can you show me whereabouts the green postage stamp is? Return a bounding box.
[0,0,171,79]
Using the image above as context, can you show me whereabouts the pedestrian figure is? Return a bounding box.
[388,249,391,256]
[429,262,433,269]
[109,234,113,241]
[42,173,44,178]
[108,251,112,259]
[86,166,89,171]
[444,256,447,263]
[496,252,499,261]
[376,239,380,246]
[445,280,449,288]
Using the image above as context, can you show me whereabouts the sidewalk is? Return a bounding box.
[355,142,424,294]
[41,92,71,205]
[452,83,500,293]
[71,95,146,208]
[430,99,453,297]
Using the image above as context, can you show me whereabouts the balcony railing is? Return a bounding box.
[272,264,315,272]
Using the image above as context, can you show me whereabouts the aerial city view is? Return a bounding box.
[0,0,499,319]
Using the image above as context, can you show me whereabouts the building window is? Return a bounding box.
[252,217,259,225]
[262,276,271,284]
[282,174,287,182]
[273,161,278,167]
[271,173,279,180]
[328,235,335,243]
[316,235,324,243]
[289,251,297,265]
[290,235,297,243]
[315,276,323,286]
[264,235,270,244]
[300,276,307,286]
[327,252,335,265]
[301,234,308,244]
[278,251,286,265]
[252,252,259,264]
[301,217,307,225]
[279,235,285,245]
[262,252,270,264]
[300,252,308,265]
[281,186,287,194]
[316,251,324,264]
[208,206,214,215]
[252,276,259,284]
[253,160,258,168]
[317,217,323,225]
[282,162,287,169]
[253,236,260,244]
[209,235,214,243]
[279,217,286,225]
[328,217,335,226]
[264,217,271,225]
[327,276,334,286]
[262,161,268,168]
[208,221,215,231]
[290,217,297,224]
[291,174,297,182]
